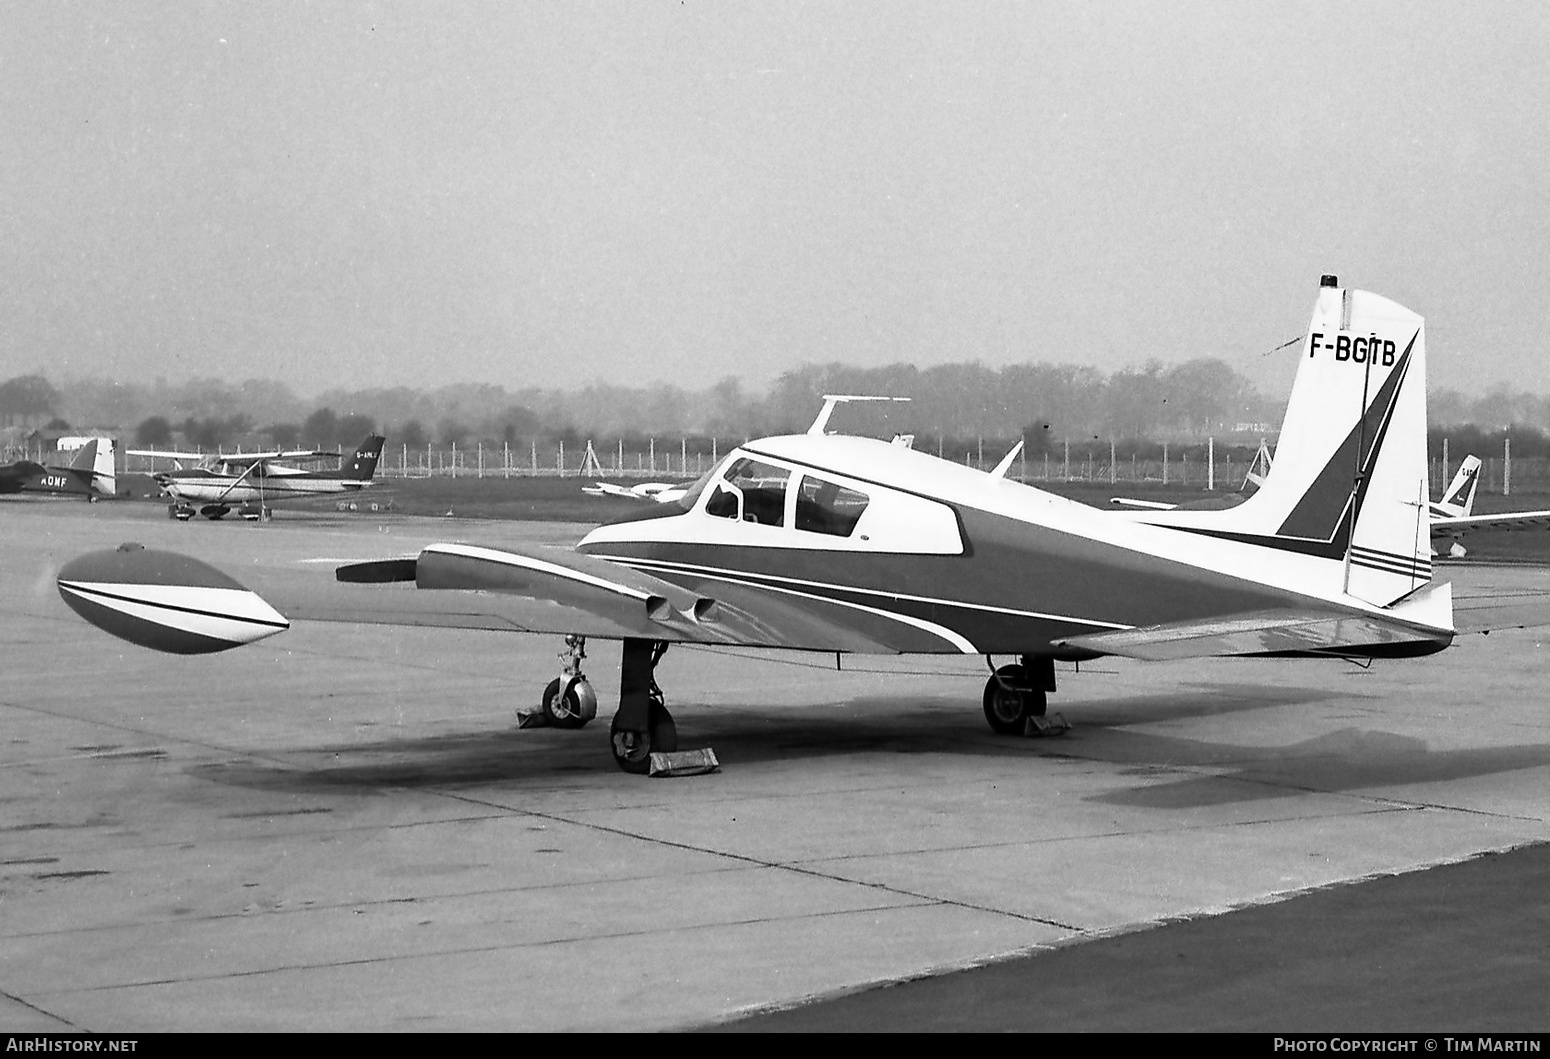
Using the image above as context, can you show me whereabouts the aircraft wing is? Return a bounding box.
[127,449,209,461]
[582,481,649,500]
[1055,585,1454,660]
[1109,497,1178,511]
[58,542,902,655]
[1431,510,1550,538]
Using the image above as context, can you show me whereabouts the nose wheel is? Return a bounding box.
[540,635,598,728]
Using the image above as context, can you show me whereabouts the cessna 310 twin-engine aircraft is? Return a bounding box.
[130,434,386,520]
[59,278,1466,773]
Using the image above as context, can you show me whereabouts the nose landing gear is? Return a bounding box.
[540,634,598,729]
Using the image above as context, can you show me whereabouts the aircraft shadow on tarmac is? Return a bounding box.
[183,683,1345,793]
[1090,727,1550,809]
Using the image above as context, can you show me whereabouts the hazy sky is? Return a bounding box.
[5,2,1548,399]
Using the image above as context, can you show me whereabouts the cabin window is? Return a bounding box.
[704,483,741,520]
[795,475,870,536]
[708,458,789,526]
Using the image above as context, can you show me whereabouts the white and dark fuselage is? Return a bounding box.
[161,464,374,505]
[578,432,1445,658]
[154,435,386,517]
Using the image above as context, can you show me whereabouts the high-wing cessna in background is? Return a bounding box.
[62,278,1471,773]
[130,434,386,520]
[1,438,115,500]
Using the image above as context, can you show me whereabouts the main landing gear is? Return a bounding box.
[537,635,678,773]
[610,639,677,774]
[983,654,1065,736]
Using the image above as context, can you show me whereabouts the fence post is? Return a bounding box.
[1208,437,1215,491]
[1505,436,1512,497]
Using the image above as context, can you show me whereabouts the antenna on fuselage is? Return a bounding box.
[807,394,912,436]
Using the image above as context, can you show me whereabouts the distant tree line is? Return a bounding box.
[14,362,1550,454]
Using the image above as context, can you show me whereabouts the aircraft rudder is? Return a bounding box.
[93,437,117,496]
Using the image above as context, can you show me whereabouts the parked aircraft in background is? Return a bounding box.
[63,279,1478,775]
[130,435,386,520]
[1,438,115,500]
[1428,455,1550,556]
[1119,445,1547,558]
[582,480,690,504]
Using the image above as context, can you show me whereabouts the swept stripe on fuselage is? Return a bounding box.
[583,502,1318,654]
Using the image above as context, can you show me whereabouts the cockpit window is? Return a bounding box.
[706,457,789,525]
[795,475,870,536]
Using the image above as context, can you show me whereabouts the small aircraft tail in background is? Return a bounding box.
[344,435,387,482]
[73,437,117,497]
[1434,455,1481,519]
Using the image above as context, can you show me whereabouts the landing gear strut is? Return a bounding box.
[982,655,1058,735]
[610,639,677,774]
[540,634,598,728]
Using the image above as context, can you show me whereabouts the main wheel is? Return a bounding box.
[610,702,678,774]
[541,677,594,729]
[982,665,1047,734]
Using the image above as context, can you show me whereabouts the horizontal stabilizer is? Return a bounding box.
[1433,510,1550,536]
[1057,604,1452,660]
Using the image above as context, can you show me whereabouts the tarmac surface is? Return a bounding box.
[3,501,1549,1032]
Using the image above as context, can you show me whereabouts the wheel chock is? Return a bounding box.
[515,708,548,729]
[1023,713,1071,737]
[649,748,720,777]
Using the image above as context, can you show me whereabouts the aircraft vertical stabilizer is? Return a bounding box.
[1128,279,1434,609]
[344,435,387,481]
[1436,455,1481,517]
[1245,282,1431,605]
[93,437,117,497]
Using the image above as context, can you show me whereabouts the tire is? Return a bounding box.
[983,665,1031,735]
[610,702,678,774]
[541,678,591,729]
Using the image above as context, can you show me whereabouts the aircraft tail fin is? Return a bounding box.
[1435,455,1481,517]
[1144,278,1433,609]
[344,435,387,481]
[65,440,98,472]
[92,437,116,496]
